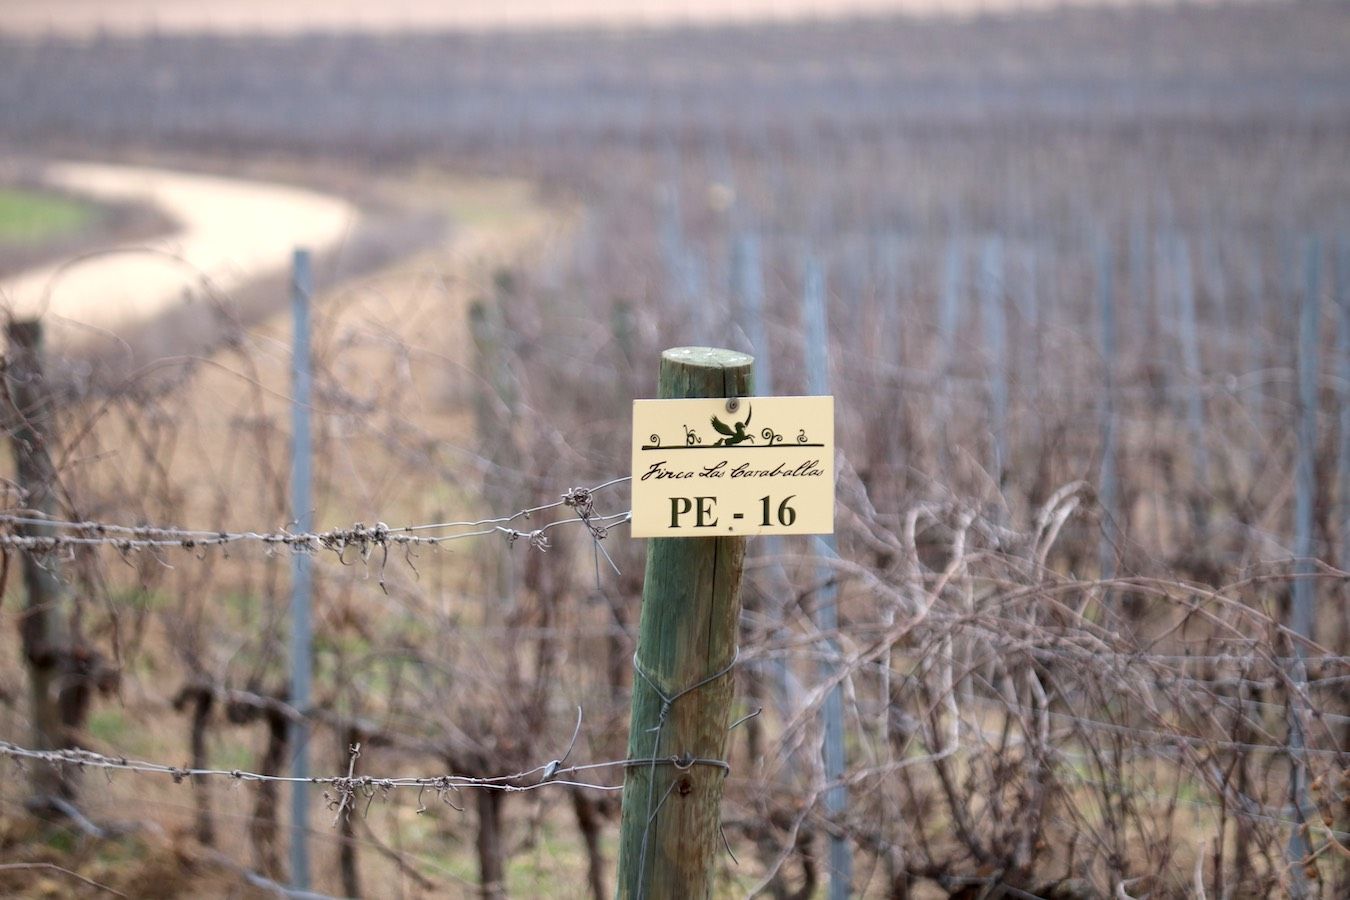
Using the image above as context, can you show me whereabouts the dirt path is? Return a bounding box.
[0,161,357,342]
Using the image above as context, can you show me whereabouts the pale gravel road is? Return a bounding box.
[0,161,357,342]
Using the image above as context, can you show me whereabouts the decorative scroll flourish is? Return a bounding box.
[640,404,824,450]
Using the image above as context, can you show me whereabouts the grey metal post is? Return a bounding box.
[1336,237,1349,574]
[1287,238,1321,896]
[937,237,963,476]
[980,237,1008,489]
[1152,231,1176,428]
[1291,239,1320,647]
[881,234,907,337]
[1175,237,1210,539]
[880,236,908,470]
[801,255,852,899]
[1129,221,1150,349]
[734,233,773,393]
[1096,241,1119,582]
[1245,247,1266,433]
[659,179,688,330]
[1019,246,1041,408]
[1202,233,1229,338]
[732,231,797,719]
[289,248,314,890]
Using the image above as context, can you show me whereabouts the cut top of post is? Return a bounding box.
[659,347,753,401]
[662,346,753,369]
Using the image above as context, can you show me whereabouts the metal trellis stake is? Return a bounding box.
[1286,237,1321,897]
[617,347,751,899]
[288,248,314,891]
[801,259,853,899]
[733,232,798,730]
[1096,239,1120,585]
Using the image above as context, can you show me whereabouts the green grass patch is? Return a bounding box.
[209,737,255,773]
[42,828,79,855]
[112,587,170,613]
[88,708,132,745]
[0,187,96,243]
[88,707,157,756]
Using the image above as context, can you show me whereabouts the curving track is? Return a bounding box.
[0,161,357,341]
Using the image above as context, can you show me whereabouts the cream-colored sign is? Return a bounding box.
[630,396,834,538]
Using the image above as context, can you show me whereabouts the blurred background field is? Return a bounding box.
[0,0,1221,36]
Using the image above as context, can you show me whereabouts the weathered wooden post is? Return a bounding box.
[617,347,752,899]
[470,291,519,614]
[4,319,79,806]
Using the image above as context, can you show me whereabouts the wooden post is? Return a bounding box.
[470,293,518,611]
[617,347,751,899]
[338,727,362,899]
[171,682,216,846]
[469,288,518,897]
[4,320,83,805]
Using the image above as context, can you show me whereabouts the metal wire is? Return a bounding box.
[0,739,729,803]
[0,478,632,556]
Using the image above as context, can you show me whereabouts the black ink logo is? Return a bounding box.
[642,402,824,451]
[710,406,754,446]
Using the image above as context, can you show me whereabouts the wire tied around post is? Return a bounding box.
[629,647,740,898]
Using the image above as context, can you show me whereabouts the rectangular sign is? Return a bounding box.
[630,395,834,538]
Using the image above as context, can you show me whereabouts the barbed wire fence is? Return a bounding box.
[0,223,1346,900]
[0,482,632,558]
[1,512,1342,893]
[2,468,1348,898]
[4,411,1342,895]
